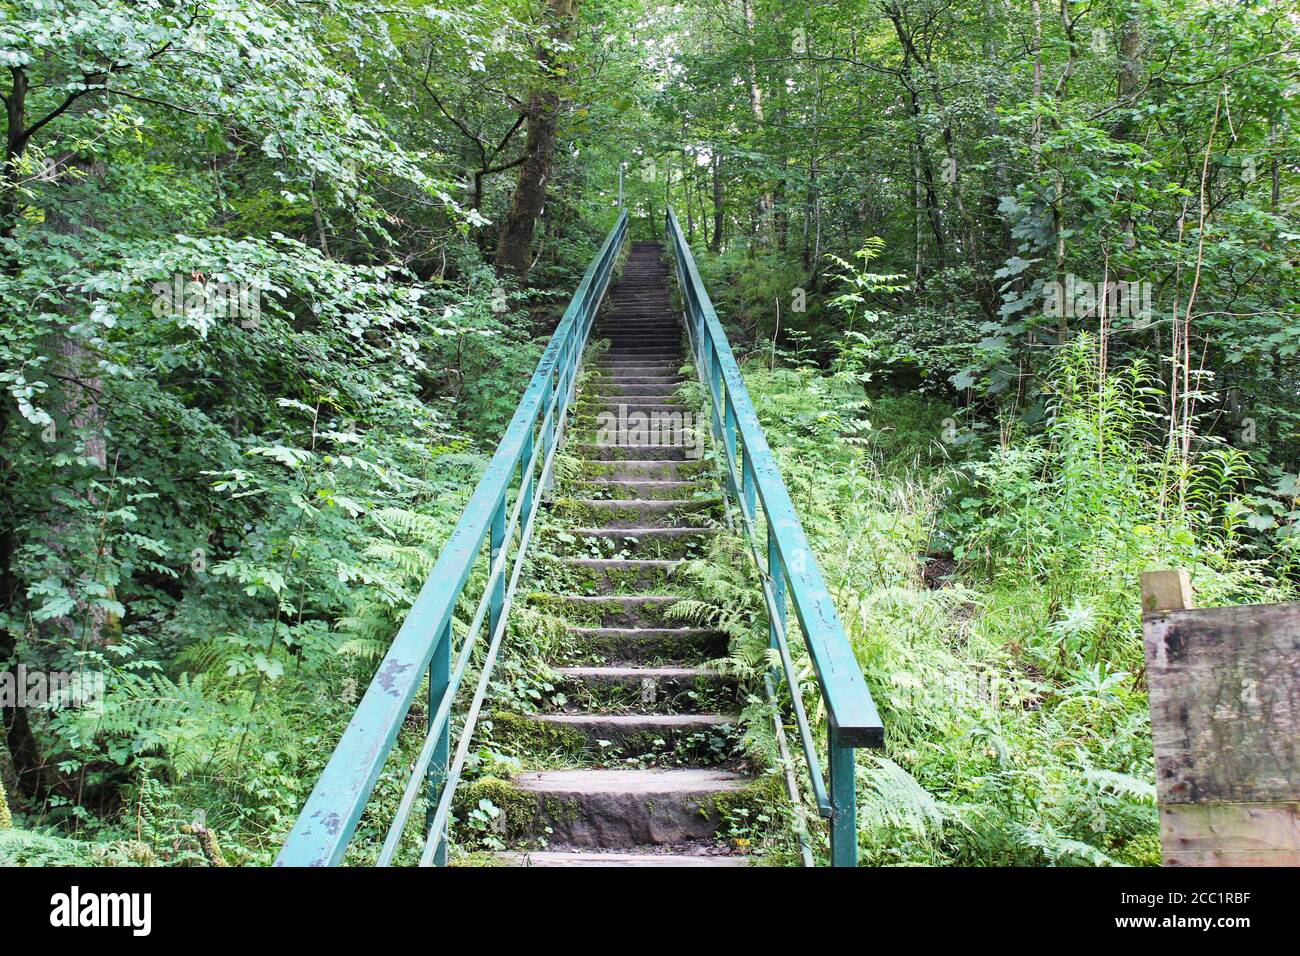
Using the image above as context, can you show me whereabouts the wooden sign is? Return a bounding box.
[1141,579,1300,866]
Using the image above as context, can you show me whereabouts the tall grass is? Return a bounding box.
[729,335,1293,865]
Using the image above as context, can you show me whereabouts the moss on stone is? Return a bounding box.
[489,709,587,755]
[700,774,786,830]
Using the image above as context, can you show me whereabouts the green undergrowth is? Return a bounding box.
[713,335,1295,866]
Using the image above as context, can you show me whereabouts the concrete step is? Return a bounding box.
[565,626,728,664]
[458,768,756,849]
[500,850,748,867]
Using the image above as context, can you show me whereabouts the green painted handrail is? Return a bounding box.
[275,211,628,867]
[665,207,883,866]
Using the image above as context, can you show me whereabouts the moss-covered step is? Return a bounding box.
[498,850,748,867]
[552,497,721,529]
[569,526,713,559]
[553,666,738,713]
[596,360,685,373]
[574,458,709,482]
[539,557,682,594]
[456,769,765,848]
[570,441,696,462]
[561,626,729,665]
[506,712,742,762]
[575,400,689,418]
[573,478,704,501]
[528,593,681,628]
[577,379,681,398]
[581,378,687,395]
[462,764,759,848]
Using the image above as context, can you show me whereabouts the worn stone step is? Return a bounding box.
[571,441,697,462]
[548,557,681,593]
[519,712,740,757]
[553,666,733,712]
[571,525,713,558]
[582,382,682,397]
[575,458,708,482]
[577,478,704,500]
[460,769,758,848]
[565,626,728,663]
[604,325,677,332]
[597,360,685,371]
[553,497,720,530]
[599,329,680,340]
[499,850,748,867]
[577,401,685,416]
[603,351,684,362]
[574,460,707,481]
[530,593,681,627]
[599,362,685,374]
[584,376,686,391]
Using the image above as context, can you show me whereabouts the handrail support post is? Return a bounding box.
[426,620,452,866]
[489,500,507,635]
[828,732,857,867]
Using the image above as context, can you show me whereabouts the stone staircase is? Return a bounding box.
[480,240,765,866]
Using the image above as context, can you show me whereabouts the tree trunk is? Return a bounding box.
[710,153,724,252]
[5,116,111,805]
[494,0,578,282]
[739,0,772,238]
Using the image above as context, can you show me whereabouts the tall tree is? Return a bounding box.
[495,0,579,281]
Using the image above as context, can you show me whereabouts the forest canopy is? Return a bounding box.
[0,0,1296,867]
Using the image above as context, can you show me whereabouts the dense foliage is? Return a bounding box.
[0,0,1295,865]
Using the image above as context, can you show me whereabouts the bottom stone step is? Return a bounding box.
[462,768,759,848]
[501,850,749,867]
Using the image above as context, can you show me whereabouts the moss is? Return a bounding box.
[451,775,583,848]
[526,592,674,627]
[700,774,785,829]
[531,555,674,595]
[555,672,740,714]
[488,709,587,755]
[552,497,642,525]
[453,775,541,835]
[0,780,11,830]
[555,626,726,666]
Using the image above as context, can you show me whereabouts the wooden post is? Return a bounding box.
[1141,578,1300,866]
[1140,569,1193,613]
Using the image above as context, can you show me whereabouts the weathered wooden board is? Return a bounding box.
[1160,802,1300,867]
[1143,601,1300,866]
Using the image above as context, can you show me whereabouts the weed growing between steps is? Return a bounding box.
[690,337,1296,866]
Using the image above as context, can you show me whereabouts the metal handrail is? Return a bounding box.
[276,210,628,867]
[665,207,883,866]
